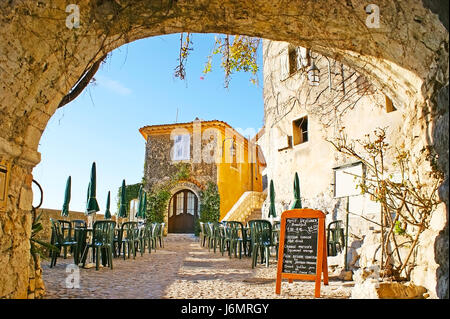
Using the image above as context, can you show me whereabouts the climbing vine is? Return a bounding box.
[195,181,220,235]
[145,162,192,223]
[146,184,172,223]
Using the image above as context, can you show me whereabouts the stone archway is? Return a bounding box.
[0,0,447,298]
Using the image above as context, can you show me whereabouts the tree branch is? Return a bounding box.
[57,54,107,109]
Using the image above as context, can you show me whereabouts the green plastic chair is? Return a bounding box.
[224,221,245,259]
[134,226,145,256]
[49,219,78,267]
[57,219,73,258]
[327,220,345,257]
[82,220,116,270]
[118,222,138,259]
[158,222,165,248]
[199,222,207,247]
[207,222,222,253]
[217,224,227,255]
[141,223,153,254]
[149,223,160,252]
[248,220,277,268]
[71,220,87,259]
[203,222,212,249]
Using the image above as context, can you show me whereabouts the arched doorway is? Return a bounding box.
[168,189,199,233]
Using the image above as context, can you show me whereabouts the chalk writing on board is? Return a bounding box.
[282,218,318,275]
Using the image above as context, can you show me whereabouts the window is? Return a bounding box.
[292,116,308,145]
[175,192,184,215]
[172,134,190,161]
[280,48,290,81]
[288,46,298,75]
[186,192,196,215]
[385,95,397,113]
[281,46,310,81]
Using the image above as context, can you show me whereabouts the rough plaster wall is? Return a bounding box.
[0,0,447,298]
[260,39,448,298]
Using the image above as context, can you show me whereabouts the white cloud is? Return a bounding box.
[95,75,132,95]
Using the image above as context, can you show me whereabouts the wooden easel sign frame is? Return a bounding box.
[275,208,329,298]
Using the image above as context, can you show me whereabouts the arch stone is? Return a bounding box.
[0,0,448,298]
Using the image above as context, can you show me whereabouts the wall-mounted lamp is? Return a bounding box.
[307,61,320,86]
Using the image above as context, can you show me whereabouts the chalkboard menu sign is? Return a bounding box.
[275,209,329,298]
[282,218,318,275]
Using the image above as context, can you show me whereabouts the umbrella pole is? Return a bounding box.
[83,212,98,269]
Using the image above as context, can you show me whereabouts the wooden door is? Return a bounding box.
[168,190,198,233]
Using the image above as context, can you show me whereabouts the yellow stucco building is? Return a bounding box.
[139,119,265,233]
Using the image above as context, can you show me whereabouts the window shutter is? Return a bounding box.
[297,47,309,68]
[280,48,289,80]
[173,135,182,161]
[182,134,190,160]
[296,47,302,71]
[173,134,190,161]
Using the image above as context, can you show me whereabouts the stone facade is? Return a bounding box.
[143,131,217,192]
[0,0,447,299]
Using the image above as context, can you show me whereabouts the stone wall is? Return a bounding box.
[144,134,217,192]
[0,0,447,299]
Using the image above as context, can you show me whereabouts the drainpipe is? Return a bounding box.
[324,56,332,93]
[345,196,350,271]
[249,135,254,192]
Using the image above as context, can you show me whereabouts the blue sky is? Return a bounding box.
[32,33,264,214]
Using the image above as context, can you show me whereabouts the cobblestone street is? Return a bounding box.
[41,234,353,299]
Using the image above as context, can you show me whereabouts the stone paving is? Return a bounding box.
[41,234,353,299]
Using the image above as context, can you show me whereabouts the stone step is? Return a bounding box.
[244,209,262,224]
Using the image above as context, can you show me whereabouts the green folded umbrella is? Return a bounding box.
[61,176,71,217]
[291,172,303,209]
[136,185,143,218]
[104,191,111,219]
[86,162,100,214]
[141,191,147,219]
[118,179,127,218]
[268,179,277,218]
